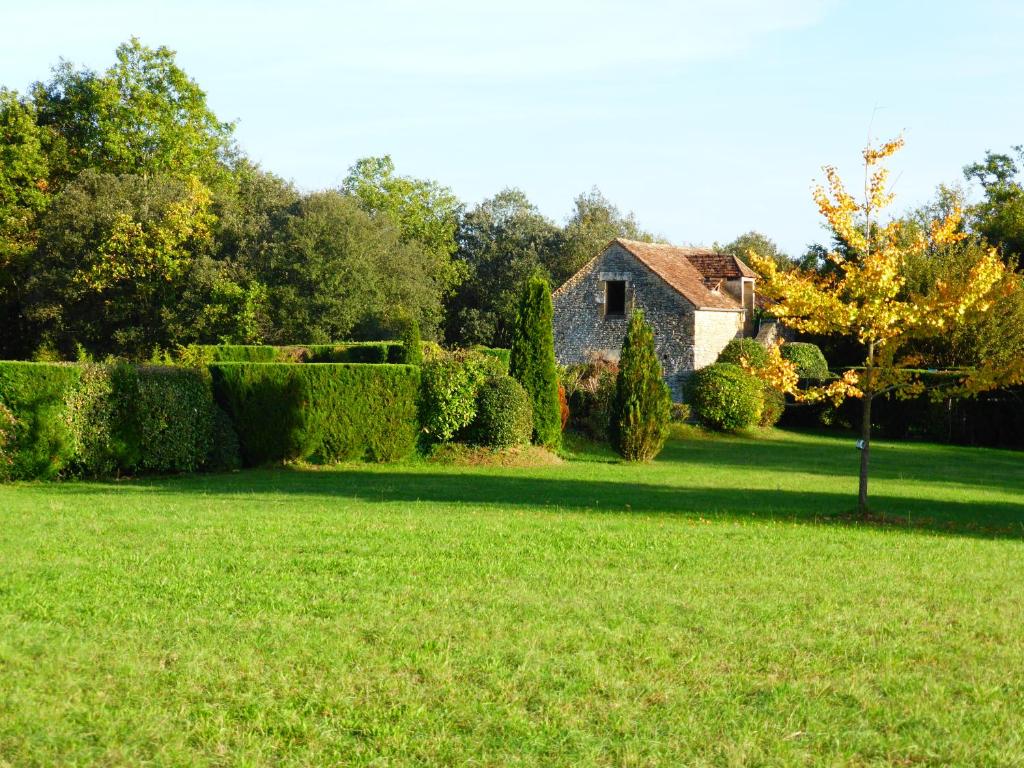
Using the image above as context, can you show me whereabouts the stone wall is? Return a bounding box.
[554,243,745,400]
[693,309,745,369]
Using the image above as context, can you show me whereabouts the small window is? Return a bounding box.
[605,280,626,317]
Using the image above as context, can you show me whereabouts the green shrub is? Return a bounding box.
[716,338,769,369]
[510,276,562,448]
[470,376,533,448]
[420,349,504,444]
[610,310,672,461]
[759,384,786,428]
[670,402,692,423]
[781,342,829,381]
[686,363,764,431]
[562,357,618,441]
[473,346,511,374]
[211,363,420,465]
[205,407,242,472]
[0,362,82,479]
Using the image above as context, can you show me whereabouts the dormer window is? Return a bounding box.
[605,280,626,317]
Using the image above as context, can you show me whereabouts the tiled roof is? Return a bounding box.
[613,239,744,310]
[684,250,757,280]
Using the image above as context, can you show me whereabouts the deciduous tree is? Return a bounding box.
[751,138,1007,517]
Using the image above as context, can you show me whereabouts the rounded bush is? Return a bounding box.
[759,384,786,427]
[686,363,764,431]
[781,342,829,381]
[471,375,534,448]
[716,338,769,369]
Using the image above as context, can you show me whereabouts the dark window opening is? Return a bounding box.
[605,280,626,317]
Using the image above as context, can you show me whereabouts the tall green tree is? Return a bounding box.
[25,170,215,356]
[550,188,654,284]
[32,38,236,187]
[263,191,441,343]
[342,156,463,301]
[964,146,1024,264]
[716,230,792,270]
[609,310,671,461]
[446,188,561,346]
[509,275,561,448]
[0,89,50,358]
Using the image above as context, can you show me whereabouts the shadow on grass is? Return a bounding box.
[30,464,1024,541]
[656,428,1024,492]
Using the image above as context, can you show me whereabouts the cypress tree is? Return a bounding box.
[610,309,671,461]
[509,275,562,448]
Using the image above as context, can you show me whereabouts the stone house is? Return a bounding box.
[552,238,757,400]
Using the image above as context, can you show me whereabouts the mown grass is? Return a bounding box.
[0,429,1022,766]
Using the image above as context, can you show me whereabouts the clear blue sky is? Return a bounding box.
[4,0,1022,256]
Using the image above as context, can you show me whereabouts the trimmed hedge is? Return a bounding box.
[716,338,769,369]
[471,375,533,448]
[182,342,407,365]
[0,362,217,479]
[781,342,829,381]
[210,363,420,465]
[686,363,764,431]
[0,362,81,479]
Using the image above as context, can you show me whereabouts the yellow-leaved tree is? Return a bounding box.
[750,138,1010,517]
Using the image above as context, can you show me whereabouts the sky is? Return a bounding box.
[3,0,1022,256]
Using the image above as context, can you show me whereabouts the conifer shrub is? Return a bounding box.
[470,375,534,448]
[509,275,562,448]
[609,310,672,461]
[211,363,420,465]
[716,338,769,369]
[781,342,830,381]
[687,363,764,431]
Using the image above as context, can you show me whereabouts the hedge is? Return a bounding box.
[182,342,407,365]
[0,362,217,479]
[0,362,82,479]
[210,363,420,465]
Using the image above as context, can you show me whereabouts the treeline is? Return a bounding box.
[0,39,662,360]
[3,39,1024,369]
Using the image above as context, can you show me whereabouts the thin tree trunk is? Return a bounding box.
[858,341,875,518]
[858,390,872,517]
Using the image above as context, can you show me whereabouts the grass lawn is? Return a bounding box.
[1,428,1023,766]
